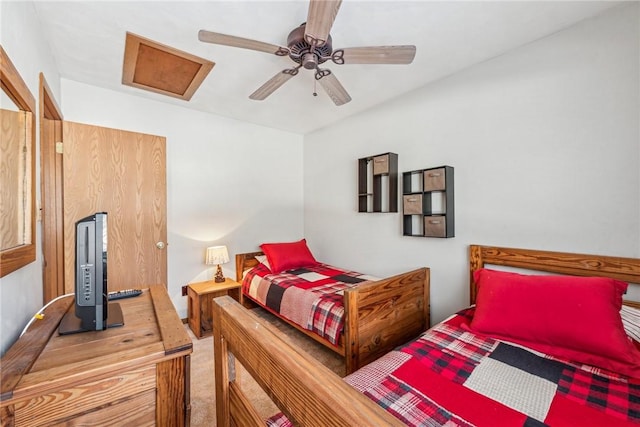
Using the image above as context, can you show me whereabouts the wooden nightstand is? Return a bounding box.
[187,278,241,338]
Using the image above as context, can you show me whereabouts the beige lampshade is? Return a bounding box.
[205,245,229,265]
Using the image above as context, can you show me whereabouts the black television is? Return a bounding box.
[59,212,123,334]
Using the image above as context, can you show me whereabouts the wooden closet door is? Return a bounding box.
[62,121,167,292]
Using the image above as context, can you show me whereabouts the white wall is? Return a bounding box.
[61,81,304,318]
[303,3,640,324]
[0,1,61,356]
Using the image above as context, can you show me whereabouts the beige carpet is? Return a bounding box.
[188,307,344,426]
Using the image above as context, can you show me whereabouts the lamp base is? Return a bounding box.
[214,264,225,283]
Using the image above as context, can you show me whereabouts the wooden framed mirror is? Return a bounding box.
[1,45,36,277]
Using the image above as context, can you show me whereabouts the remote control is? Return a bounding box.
[108,289,143,301]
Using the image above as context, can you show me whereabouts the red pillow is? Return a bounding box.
[259,239,318,274]
[470,268,640,378]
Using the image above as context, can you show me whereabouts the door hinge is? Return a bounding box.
[55,142,63,154]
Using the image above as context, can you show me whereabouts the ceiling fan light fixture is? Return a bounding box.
[302,53,318,69]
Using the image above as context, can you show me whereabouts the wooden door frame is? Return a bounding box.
[39,73,65,303]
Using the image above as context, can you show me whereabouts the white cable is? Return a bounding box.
[20,293,74,337]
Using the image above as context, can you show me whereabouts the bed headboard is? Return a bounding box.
[235,251,263,282]
[469,245,640,308]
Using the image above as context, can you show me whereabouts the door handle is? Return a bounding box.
[156,241,166,250]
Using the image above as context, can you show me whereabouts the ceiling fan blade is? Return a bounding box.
[198,30,289,56]
[305,0,342,47]
[249,68,299,101]
[334,46,417,65]
[317,70,351,106]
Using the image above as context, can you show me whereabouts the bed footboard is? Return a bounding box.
[235,251,430,375]
[344,267,430,373]
[212,295,404,427]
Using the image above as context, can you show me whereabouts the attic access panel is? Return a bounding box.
[123,32,214,101]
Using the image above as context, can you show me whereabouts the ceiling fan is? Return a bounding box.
[198,0,416,106]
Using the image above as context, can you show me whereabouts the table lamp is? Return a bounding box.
[205,245,229,283]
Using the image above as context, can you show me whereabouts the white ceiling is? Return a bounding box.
[33,1,621,134]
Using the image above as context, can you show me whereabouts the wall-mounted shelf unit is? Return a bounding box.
[402,165,454,238]
[358,152,398,213]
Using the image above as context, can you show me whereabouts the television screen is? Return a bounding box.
[59,212,123,335]
[75,212,108,330]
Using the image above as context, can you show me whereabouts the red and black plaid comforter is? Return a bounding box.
[242,262,376,345]
[268,308,640,426]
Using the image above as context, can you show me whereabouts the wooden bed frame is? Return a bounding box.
[214,245,640,426]
[235,251,430,375]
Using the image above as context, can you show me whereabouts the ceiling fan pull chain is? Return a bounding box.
[313,78,318,97]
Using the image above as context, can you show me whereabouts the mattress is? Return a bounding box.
[242,261,378,345]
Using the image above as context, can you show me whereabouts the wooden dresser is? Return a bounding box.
[0,285,192,426]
